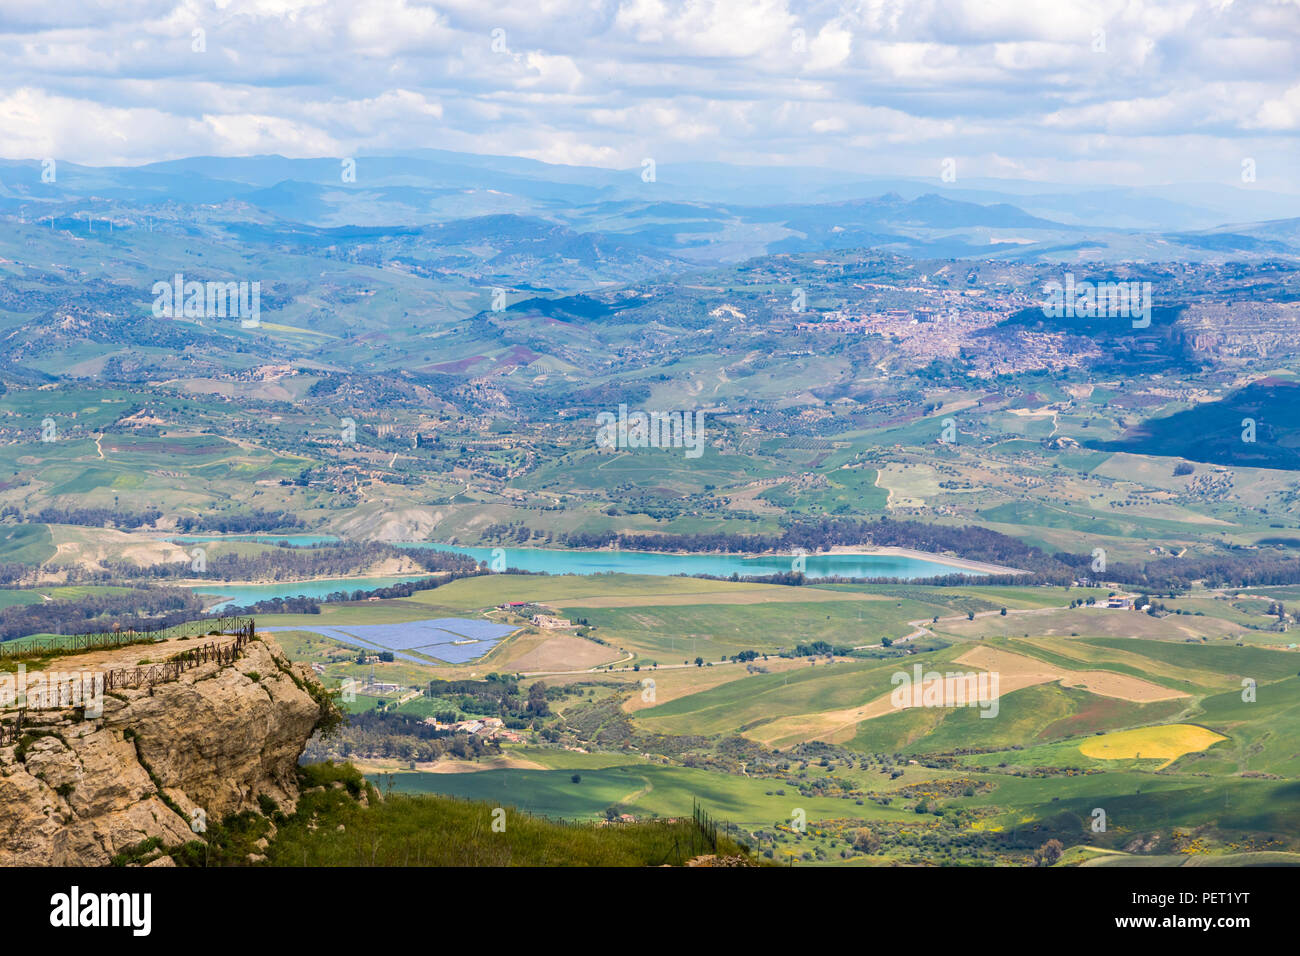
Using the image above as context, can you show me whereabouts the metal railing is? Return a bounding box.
[0,618,256,745]
[0,615,251,660]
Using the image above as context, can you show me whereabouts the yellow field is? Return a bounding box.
[1078,724,1228,769]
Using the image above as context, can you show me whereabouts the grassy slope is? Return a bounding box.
[262,763,753,866]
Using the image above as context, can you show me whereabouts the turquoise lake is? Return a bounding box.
[403,542,975,580]
[188,540,983,610]
[196,576,420,611]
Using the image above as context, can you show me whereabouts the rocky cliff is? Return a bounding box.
[0,634,323,866]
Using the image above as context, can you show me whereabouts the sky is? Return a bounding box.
[0,0,1298,188]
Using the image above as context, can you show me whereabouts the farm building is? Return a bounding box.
[531,614,571,629]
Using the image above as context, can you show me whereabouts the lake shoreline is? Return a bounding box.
[426,541,1022,576]
[820,545,1022,576]
[162,533,1021,576]
[180,541,1021,611]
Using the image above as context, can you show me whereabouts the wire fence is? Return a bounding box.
[691,798,722,855]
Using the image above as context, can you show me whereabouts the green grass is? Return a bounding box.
[0,589,45,610]
[979,502,1131,537]
[340,693,390,714]
[567,597,943,661]
[0,524,54,564]
[965,770,1300,843]
[403,573,768,610]
[635,654,946,736]
[1082,851,1300,867]
[994,638,1207,694]
[761,466,889,515]
[371,757,911,828]
[271,762,755,866]
[1084,638,1300,683]
[1183,676,1300,777]
[515,445,778,496]
[847,684,1186,755]
[806,583,1075,611]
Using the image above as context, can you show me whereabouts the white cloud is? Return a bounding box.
[1251,84,1300,132]
[0,0,1293,187]
[804,23,852,71]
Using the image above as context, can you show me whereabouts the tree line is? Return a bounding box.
[223,570,487,615]
[69,541,481,583]
[4,506,163,529]
[557,517,1300,590]
[173,509,305,534]
[3,507,303,533]
[0,586,206,642]
[302,709,502,764]
[558,517,1073,577]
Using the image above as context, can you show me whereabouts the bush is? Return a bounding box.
[299,760,364,797]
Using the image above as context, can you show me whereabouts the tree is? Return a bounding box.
[527,681,551,716]
[852,828,880,854]
[695,656,704,667]
[1033,839,1064,866]
[571,773,581,784]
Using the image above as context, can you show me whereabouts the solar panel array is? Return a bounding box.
[264,617,517,664]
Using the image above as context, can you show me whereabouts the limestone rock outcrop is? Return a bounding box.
[0,635,322,865]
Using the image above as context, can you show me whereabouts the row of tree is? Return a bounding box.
[72,541,481,583]
[0,586,206,642]
[558,517,1300,590]
[557,516,1065,572]
[173,509,304,533]
[302,709,502,763]
[5,506,163,529]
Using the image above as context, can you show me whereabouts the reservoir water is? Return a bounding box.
[184,539,983,610]
[404,542,975,580]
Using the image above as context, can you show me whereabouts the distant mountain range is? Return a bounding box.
[3,151,1300,265]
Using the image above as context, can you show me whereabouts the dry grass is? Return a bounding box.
[742,643,1187,750]
[493,632,622,673]
[953,645,1188,703]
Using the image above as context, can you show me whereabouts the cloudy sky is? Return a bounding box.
[1,0,1298,187]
